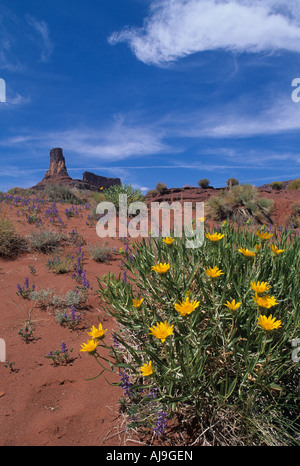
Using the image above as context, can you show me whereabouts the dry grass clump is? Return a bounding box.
[0,217,28,259]
[206,184,274,224]
[27,229,65,253]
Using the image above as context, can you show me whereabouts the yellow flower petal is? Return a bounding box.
[204,266,224,278]
[152,263,171,274]
[80,339,98,353]
[224,299,241,311]
[140,361,153,377]
[257,314,282,331]
[133,298,144,308]
[87,323,107,340]
[149,321,174,343]
[205,232,225,242]
[174,296,200,316]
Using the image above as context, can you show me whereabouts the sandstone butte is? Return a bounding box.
[31,147,121,191]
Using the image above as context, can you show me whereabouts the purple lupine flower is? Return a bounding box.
[154,411,167,437]
[119,370,132,397]
[24,277,29,289]
[17,283,22,294]
[70,306,76,321]
[112,333,120,348]
[60,341,67,353]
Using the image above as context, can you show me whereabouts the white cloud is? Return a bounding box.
[109,0,300,65]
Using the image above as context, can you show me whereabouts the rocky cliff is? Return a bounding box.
[82,171,121,189]
[31,148,121,191]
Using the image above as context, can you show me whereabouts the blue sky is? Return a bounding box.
[1,0,300,192]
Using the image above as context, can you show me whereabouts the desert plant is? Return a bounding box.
[206,184,273,224]
[104,184,145,212]
[226,177,239,188]
[55,306,81,329]
[28,229,65,253]
[286,201,300,228]
[197,178,210,189]
[46,255,74,274]
[89,242,115,262]
[42,184,83,204]
[88,222,299,445]
[0,217,28,259]
[45,341,73,365]
[31,287,88,311]
[270,181,283,190]
[155,182,167,193]
[18,320,35,343]
[287,179,300,190]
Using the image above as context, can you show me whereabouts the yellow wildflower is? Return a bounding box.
[257,315,282,331]
[140,361,153,377]
[250,281,271,294]
[174,296,200,316]
[253,292,278,309]
[149,321,174,343]
[205,266,224,278]
[133,298,144,308]
[197,217,206,223]
[270,244,285,255]
[224,299,241,311]
[255,244,261,251]
[87,323,107,340]
[162,237,175,245]
[256,230,273,240]
[238,247,256,258]
[152,263,171,274]
[205,232,225,242]
[80,339,98,354]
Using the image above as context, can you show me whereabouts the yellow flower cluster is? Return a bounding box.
[250,281,281,332]
[80,323,108,354]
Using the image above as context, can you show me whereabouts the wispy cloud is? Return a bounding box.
[26,15,53,63]
[161,91,300,140]
[109,0,300,65]
[0,7,53,70]
[0,116,174,161]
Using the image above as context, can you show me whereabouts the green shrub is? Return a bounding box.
[270,181,283,190]
[104,184,145,211]
[226,177,239,188]
[42,184,83,204]
[287,179,300,190]
[90,223,300,445]
[0,218,27,259]
[206,184,273,223]
[28,230,65,253]
[155,182,167,192]
[89,242,115,262]
[31,287,87,311]
[197,178,210,189]
[91,192,106,204]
